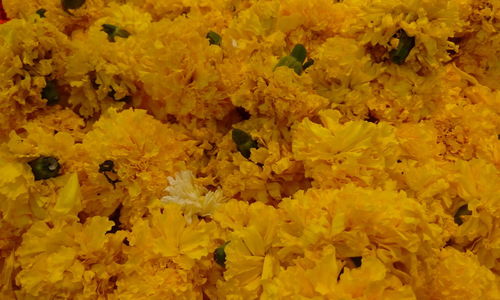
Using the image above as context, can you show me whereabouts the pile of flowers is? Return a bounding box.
[0,0,499,299]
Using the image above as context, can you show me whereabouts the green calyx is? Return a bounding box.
[232,129,258,159]
[28,156,61,181]
[454,204,472,225]
[99,160,121,189]
[42,80,60,106]
[290,44,307,64]
[214,241,230,267]
[274,44,314,75]
[389,29,415,65]
[206,31,222,46]
[36,9,47,18]
[62,0,85,16]
[101,24,130,43]
[302,58,315,70]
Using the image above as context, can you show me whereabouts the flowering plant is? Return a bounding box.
[0,0,499,299]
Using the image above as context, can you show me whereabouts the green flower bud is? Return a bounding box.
[232,129,258,159]
[62,0,85,15]
[454,204,472,225]
[206,31,222,46]
[36,9,47,18]
[99,160,116,173]
[232,128,252,145]
[214,241,229,267]
[274,56,304,75]
[41,80,59,106]
[106,204,122,234]
[101,24,130,43]
[274,44,313,75]
[28,156,61,180]
[99,160,121,189]
[302,58,315,70]
[389,29,415,65]
[290,44,307,64]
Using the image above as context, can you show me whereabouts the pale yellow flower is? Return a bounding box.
[161,170,225,223]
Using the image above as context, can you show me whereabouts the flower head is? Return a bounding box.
[161,170,225,223]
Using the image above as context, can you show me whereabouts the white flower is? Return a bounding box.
[161,170,225,223]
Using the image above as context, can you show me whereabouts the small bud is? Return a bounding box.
[214,241,229,267]
[28,156,61,180]
[232,129,258,159]
[36,9,47,18]
[62,0,85,15]
[106,204,122,234]
[232,128,252,145]
[99,160,121,188]
[290,44,307,64]
[274,44,312,75]
[454,204,472,225]
[99,160,116,173]
[389,29,415,65]
[206,31,222,46]
[41,80,59,106]
[302,58,315,70]
[101,24,130,43]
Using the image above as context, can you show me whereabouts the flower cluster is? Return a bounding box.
[0,0,499,299]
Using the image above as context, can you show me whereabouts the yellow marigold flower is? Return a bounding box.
[128,14,233,122]
[396,122,445,162]
[3,0,110,33]
[118,204,218,299]
[451,159,500,272]
[6,119,80,164]
[279,185,440,261]
[424,248,500,300]
[208,118,308,203]
[0,17,70,139]
[214,200,282,298]
[1,121,85,224]
[452,0,499,90]
[293,109,400,189]
[335,255,416,300]
[0,0,499,298]
[312,36,381,90]
[0,153,35,229]
[0,153,36,272]
[432,95,500,163]
[231,64,330,127]
[14,216,126,299]
[63,3,153,117]
[276,0,359,44]
[265,246,414,299]
[128,0,229,21]
[402,161,452,201]
[128,204,216,268]
[79,108,200,223]
[22,108,86,142]
[225,0,280,40]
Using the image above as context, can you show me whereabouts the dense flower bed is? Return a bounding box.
[0,0,499,299]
